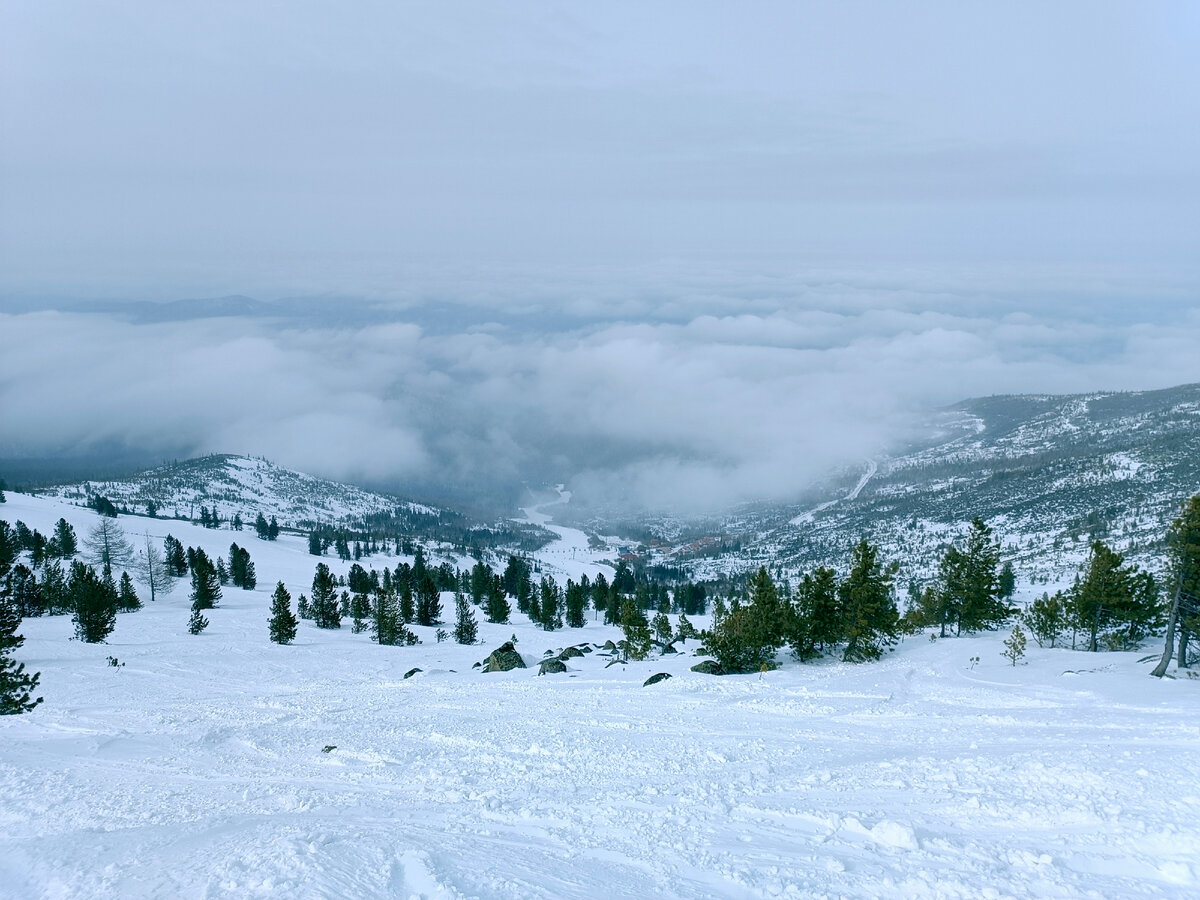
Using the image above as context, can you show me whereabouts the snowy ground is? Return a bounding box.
[3,493,1200,898]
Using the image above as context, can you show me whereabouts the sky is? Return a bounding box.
[2,2,1199,512]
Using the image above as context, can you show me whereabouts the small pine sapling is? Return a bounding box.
[187,607,209,634]
[1002,625,1027,666]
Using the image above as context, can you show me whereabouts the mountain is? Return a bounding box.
[639,382,1200,589]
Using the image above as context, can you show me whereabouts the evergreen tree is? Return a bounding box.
[651,610,672,644]
[255,513,270,539]
[228,544,256,590]
[415,574,441,626]
[503,555,533,612]
[268,582,298,644]
[9,565,43,618]
[164,535,188,577]
[1068,540,1159,652]
[1154,495,1200,676]
[703,567,786,673]
[619,598,652,661]
[187,607,209,634]
[216,557,229,586]
[538,576,562,630]
[398,574,415,624]
[189,549,222,611]
[350,589,371,633]
[297,593,311,619]
[485,576,511,624]
[41,560,71,615]
[795,566,841,656]
[308,531,323,555]
[267,517,280,541]
[565,579,587,628]
[310,563,341,628]
[232,513,243,532]
[453,590,478,644]
[1002,625,1027,666]
[591,572,610,621]
[675,613,698,644]
[934,518,1007,636]
[1022,592,1067,648]
[0,561,42,714]
[117,571,141,612]
[0,523,14,574]
[51,518,78,558]
[839,540,900,662]
[70,562,117,643]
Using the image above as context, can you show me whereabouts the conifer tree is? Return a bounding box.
[70,562,117,643]
[267,517,280,541]
[485,576,511,624]
[350,589,371,633]
[308,531,323,555]
[675,613,698,644]
[1068,540,1160,652]
[164,534,188,576]
[216,557,229,586]
[415,574,441,626]
[565,579,587,628]
[703,567,786,672]
[453,590,478,644]
[40,560,70,615]
[839,540,899,662]
[255,513,270,539]
[297,593,311,619]
[117,571,141,612]
[795,566,841,656]
[309,563,341,628]
[187,606,209,634]
[1022,592,1067,648]
[651,611,672,644]
[934,518,1007,636]
[619,597,652,661]
[51,518,78,558]
[1153,495,1200,676]
[538,576,561,630]
[1002,625,1027,666]
[189,549,222,610]
[268,582,298,644]
[0,554,42,714]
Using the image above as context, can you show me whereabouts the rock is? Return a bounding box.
[605,659,626,668]
[538,657,568,676]
[691,660,724,676]
[601,640,617,651]
[661,643,678,655]
[472,661,481,669]
[558,646,585,661]
[576,644,593,654]
[482,641,526,673]
[403,667,422,679]
[643,672,672,687]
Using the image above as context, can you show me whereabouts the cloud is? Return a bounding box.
[4,264,1200,513]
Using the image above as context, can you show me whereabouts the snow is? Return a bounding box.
[3,492,1200,898]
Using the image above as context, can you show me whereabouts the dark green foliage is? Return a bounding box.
[1022,592,1067,648]
[8,565,43,618]
[267,517,280,541]
[189,549,222,611]
[1002,625,1027,665]
[702,567,786,673]
[537,576,561,630]
[187,607,209,634]
[51,518,77,558]
[232,513,243,531]
[619,598,651,661]
[565,578,587,628]
[70,562,117,643]
[41,561,71,615]
[216,557,229,586]
[350,589,371,633]
[933,518,1009,637]
[839,540,900,662]
[297,593,311,619]
[675,613,698,643]
[308,531,323,556]
[88,495,118,517]
[651,611,672,644]
[255,513,270,539]
[1067,541,1161,651]
[0,523,15,572]
[268,582,298,644]
[453,591,478,644]
[485,575,511,624]
[0,563,42,714]
[793,566,841,657]
[117,571,141,612]
[164,535,187,576]
[310,563,341,628]
[415,574,441,626]
[229,544,256,589]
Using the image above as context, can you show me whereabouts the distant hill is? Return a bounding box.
[646,382,1200,590]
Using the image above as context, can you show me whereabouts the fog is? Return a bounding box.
[2,3,1198,511]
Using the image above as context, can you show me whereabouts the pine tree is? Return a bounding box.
[619,598,652,661]
[268,582,298,644]
[675,613,698,644]
[308,531,323,555]
[41,560,71,615]
[0,554,43,714]
[70,562,117,643]
[934,518,1007,636]
[415,574,441,626]
[537,576,562,630]
[164,535,188,576]
[453,591,478,644]
[255,513,270,539]
[188,549,221,610]
[1022,592,1067,648]
[703,567,786,673]
[309,563,341,629]
[297,593,311,619]
[1154,495,1200,676]
[485,576,511,624]
[350,589,371,633]
[187,607,209,634]
[117,571,141,612]
[216,557,229,586]
[795,566,841,656]
[1068,540,1159,652]
[267,517,280,541]
[1002,625,1027,666]
[839,540,899,663]
[651,611,672,643]
[51,518,78,558]
[565,579,587,628]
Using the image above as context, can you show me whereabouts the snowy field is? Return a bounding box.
[3,493,1200,898]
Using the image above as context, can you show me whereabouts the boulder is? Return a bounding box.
[601,640,617,651]
[538,657,568,676]
[690,660,724,676]
[559,646,585,661]
[403,667,422,679]
[643,672,672,687]
[661,643,678,655]
[482,641,526,673]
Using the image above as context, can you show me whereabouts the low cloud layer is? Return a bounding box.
[4,264,1199,512]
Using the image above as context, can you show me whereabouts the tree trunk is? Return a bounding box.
[1151,581,1182,677]
[1177,625,1191,669]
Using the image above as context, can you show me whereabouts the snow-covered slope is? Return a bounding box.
[2,492,1200,898]
[41,453,437,531]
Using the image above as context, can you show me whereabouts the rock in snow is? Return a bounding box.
[482,641,526,673]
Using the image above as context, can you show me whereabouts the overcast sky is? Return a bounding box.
[2,3,1199,511]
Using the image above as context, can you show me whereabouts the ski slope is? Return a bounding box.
[2,493,1199,898]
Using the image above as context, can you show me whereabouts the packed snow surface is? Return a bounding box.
[3,493,1200,898]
